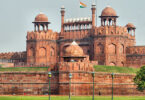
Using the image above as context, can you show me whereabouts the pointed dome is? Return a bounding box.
[101,6,117,16]
[126,23,136,28]
[34,12,48,22]
[65,41,84,57]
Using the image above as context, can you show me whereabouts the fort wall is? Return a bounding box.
[0,71,144,95]
[0,52,26,66]
[126,46,145,68]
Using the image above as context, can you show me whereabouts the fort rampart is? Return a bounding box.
[0,71,144,95]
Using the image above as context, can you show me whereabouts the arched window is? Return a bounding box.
[108,43,116,54]
[50,47,55,56]
[39,47,46,65]
[39,47,46,57]
[119,44,124,54]
[96,44,104,54]
[28,47,35,57]
[28,47,35,64]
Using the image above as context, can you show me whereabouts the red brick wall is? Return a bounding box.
[0,72,59,95]
[126,46,145,68]
[58,62,144,95]
[0,71,144,95]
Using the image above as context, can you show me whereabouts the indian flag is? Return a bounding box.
[80,2,87,8]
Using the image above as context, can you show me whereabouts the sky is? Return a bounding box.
[0,0,145,52]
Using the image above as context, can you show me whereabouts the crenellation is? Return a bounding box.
[58,62,95,72]
[126,46,145,55]
[27,30,58,40]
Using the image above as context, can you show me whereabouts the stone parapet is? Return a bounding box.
[27,30,58,40]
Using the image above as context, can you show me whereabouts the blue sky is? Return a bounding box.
[0,0,145,52]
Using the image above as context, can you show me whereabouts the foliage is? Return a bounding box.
[94,65,139,74]
[134,66,145,92]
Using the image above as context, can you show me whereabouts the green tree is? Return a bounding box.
[134,66,145,92]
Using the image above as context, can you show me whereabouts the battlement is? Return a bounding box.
[58,62,97,72]
[0,51,26,63]
[126,46,145,55]
[95,26,135,39]
[27,29,58,40]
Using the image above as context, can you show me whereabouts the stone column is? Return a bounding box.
[91,3,96,28]
[61,6,65,34]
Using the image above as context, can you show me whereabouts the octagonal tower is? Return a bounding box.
[26,13,58,66]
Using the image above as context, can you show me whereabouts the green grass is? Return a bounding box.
[0,64,3,67]
[0,67,49,72]
[0,96,144,100]
[94,65,140,74]
[0,65,140,74]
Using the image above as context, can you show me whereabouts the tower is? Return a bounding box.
[91,3,96,28]
[126,23,136,36]
[32,12,50,32]
[60,6,65,35]
[99,6,118,26]
[93,6,127,66]
[26,13,58,66]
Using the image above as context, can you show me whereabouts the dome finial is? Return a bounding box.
[107,5,111,7]
[61,5,65,11]
[61,5,65,9]
[71,40,78,46]
[39,12,43,14]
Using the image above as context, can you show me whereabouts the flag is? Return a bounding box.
[80,2,87,8]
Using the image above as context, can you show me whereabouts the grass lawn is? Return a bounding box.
[0,67,49,72]
[0,96,145,100]
[94,65,140,74]
[0,65,140,74]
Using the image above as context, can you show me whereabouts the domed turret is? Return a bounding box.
[65,41,84,57]
[63,41,86,62]
[100,6,118,26]
[101,6,117,17]
[32,12,50,32]
[126,23,136,36]
[34,13,48,22]
[126,23,136,29]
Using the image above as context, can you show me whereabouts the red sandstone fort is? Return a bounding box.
[0,4,145,68]
[0,4,145,95]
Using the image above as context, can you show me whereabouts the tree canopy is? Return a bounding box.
[134,66,145,92]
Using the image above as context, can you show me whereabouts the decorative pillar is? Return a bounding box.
[46,24,48,31]
[106,18,109,26]
[38,24,40,32]
[114,19,117,26]
[61,6,65,34]
[101,19,103,26]
[34,24,36,32]
[91,3,96,28]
